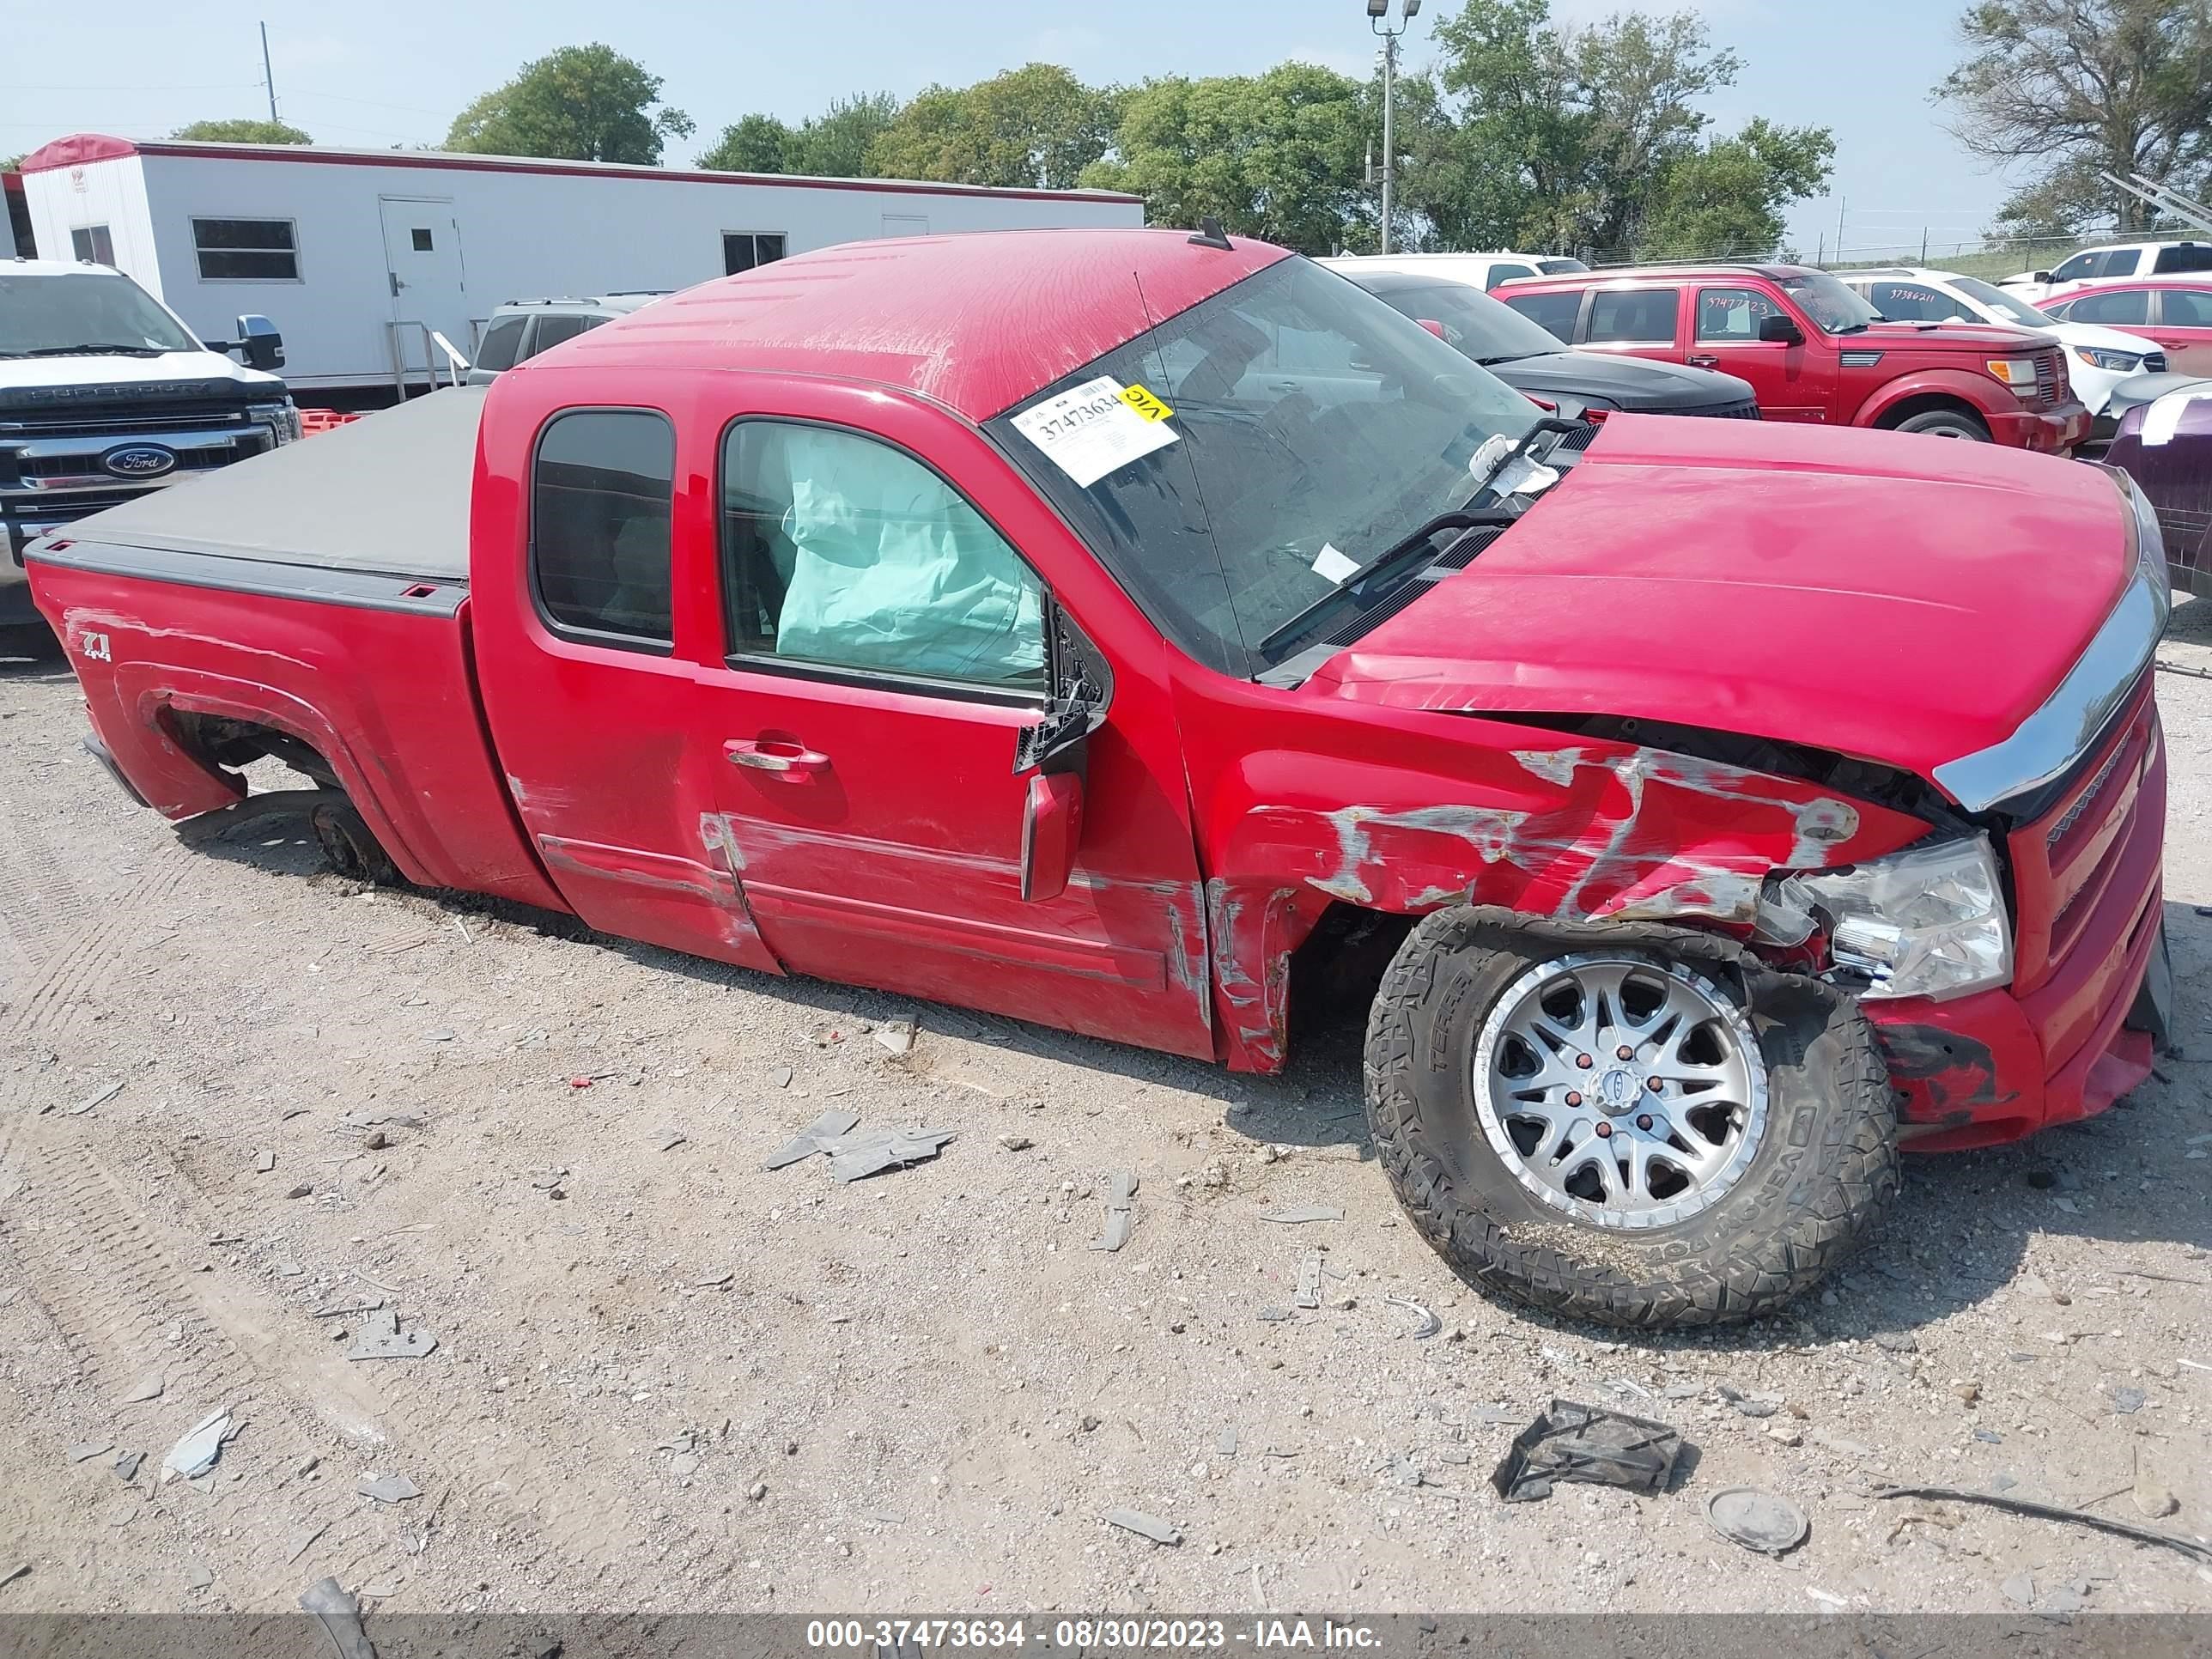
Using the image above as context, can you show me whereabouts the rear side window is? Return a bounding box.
[2153,246,2212,274]
[1504,289,1583,341]
[2067,289,2151,326]
[2161,289,2212,325]
[475,315,527,373]
[1695,287,1784,341]
[1588,289,1679,343]
[1868,281,1963,322]
[2093,249,2139,278]
[526,313,595,359]
[532,410,675,647]
[1485,263,1537,288]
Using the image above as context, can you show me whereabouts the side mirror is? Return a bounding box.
[2033,270,2052,284]
[1757,313,1805,346]
[1019,772,1084,903]
[1416,318,1448,339]
[231,313,284,372]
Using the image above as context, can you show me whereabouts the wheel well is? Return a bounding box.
[167,711,342,793]
[1872,394,1988,434]
[1284,902,1418,1051]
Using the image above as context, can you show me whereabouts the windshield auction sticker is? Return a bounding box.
[1012,375,1181,488]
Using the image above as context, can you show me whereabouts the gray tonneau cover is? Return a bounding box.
[61,386,484,583]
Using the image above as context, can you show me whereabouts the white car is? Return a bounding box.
[1333,250,1589,291]
[1996,239,2212,304]
[1837,265,2166,419]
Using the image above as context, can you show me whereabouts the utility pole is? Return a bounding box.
[1367,0,1421,254]
[260,21,279,124]
[1832,195,1845,264]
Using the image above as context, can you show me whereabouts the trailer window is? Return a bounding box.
[192,217,299,281]
[532,410,675,650]
[70,224,115,264]
[723,233,787,276]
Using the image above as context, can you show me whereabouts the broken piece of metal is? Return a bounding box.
[1258,1204,1343,1224]
[1705,1487,1810,1555]
[161,1409,233,1482]
[310,1295,384,1320]
[356,1472,421,1504]
[1385,1294,1441,1339]
[764,1108,864,1170]
[66,1441,113,1464]
[345,1309,437,1362]
[873,1018,917,1055]
[112,1450,143,1482]
[1102,1508,1182,1546]
[116,1368,165,1404]
[1089,1170,1138,1252]
[1491,1399,1685,1504]
[1294,1252,1322,1310]
[70,1081,124,1116]
[819,1126,955,1182]
[1872,1486,2212,1565]
[300,1574,377,1659]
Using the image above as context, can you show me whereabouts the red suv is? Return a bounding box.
[1504,263,2088,451]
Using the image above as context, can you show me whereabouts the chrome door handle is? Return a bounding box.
[725,738,830,779]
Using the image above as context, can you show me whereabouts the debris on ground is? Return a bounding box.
[1294,1251,1322,1310]
[771,1065,793,1089]
[0,1564,26,1588]
[2109,1384,2148,1414]
[1873,1486,2212,1565]
[656,1131,686,1152]
[764,1109,863,1171]
[300,1574,376,1659]
[1492,1400,1686,1504]
[1089,1170,1137,1253]
[1103,1508,1182,1546]
[356,1472,422,1504]
[1386,1295,1442,1340]
[65,1440,113,1463]
[1257,1204,1343,1224]
[1872,1331,1918,1353]
[346,1309,438,1362]
[1256,1307,1292,1322]
[112,1450,143,1481]
[873,1018,917,1056]
[1705,1487,1810,1555]
[1218,1426,1237,1456]
[311,1295,383,1320]
[284,1522,329,1564]
[820,1126,956,1182]
[2136,1446,2180,1518]
[68,1081,123,1116]
[255,1151,276,1173]
[183,1560,214,1591]
[116,1368,164,1405]
[998,1134,1034,1152]
[160,1409,233,1482]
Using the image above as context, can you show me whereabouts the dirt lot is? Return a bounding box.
[0,605,2208,1620]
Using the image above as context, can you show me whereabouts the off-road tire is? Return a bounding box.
[1891,408,1990,441]
[1364,905,1899,1328]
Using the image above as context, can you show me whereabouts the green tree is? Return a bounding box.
[1638,118,1835,257]
[173,118,313,144]
[1082,64,1370,252]
[789,92,901,176]
[1936,0,2212,234]
[870,65,1121,188]
[445,44,693,164]
[698,112,794,173]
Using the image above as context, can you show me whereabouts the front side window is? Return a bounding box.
[1587,288,1679,343]
[1504,289,1583,341]
[0,269,201,356]
[1696,286,1784,341]
[532,410,675,647]
[2069,289,2151,326]
[70,224,114,264]
[192,216,298,281]
[2048,252,2097,285]
[1774,270,1882,332]
[987,256,1539,677]
[722,422,1044,689]
[2153,245,2212,274]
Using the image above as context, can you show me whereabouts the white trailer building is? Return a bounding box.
[17,134,1146,400]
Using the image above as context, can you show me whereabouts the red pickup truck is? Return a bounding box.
[28,229,2172,1329]
[1502,263,2091,450]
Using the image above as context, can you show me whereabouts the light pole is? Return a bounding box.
[1368,0,1420,254]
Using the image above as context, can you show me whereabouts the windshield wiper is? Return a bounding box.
[16,343,170,357]
[1256,508,1514,659]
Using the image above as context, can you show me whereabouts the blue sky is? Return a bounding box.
[4,0,2023,259]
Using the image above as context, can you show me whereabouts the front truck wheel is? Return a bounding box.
[1364,906,1899,1328]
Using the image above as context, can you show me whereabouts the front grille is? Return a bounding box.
[1694,401,1763,420]
[2030,347,2066,410]
[0,401,255,436]
[18,439,252,480]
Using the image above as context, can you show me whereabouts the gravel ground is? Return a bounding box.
[0,602,2207,1619]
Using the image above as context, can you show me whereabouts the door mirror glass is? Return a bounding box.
[234,313,284,371]
[1019,772,1085,903]
[1757,312,1805,345]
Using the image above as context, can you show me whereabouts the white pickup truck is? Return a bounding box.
[2,258,298,624]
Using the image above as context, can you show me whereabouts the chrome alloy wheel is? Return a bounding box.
[1471,952,1767,1230]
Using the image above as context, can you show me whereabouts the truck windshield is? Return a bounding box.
[987,257,1540,678]
[1364,281,1570,366]
[0,270,204,357]
[1946,275,2055,329]
[1775,270,1884,334]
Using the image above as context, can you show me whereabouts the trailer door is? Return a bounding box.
[378,196,470,388]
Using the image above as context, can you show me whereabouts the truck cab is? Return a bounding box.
[1,258,296,623]
[1501,263,2089,451]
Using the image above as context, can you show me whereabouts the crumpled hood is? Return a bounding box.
[1311,414,2133,788]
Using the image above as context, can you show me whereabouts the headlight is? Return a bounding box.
[248,398,301,446]
[1984,357,2040,388]
[1783,835,2013,1001]
[2074,345,2141,373]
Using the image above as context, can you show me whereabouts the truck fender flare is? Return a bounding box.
[1854,368,2005,428]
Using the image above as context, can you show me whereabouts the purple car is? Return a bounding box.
[2104,372,2212,596]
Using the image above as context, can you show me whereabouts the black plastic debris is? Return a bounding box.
[1491,1399,1685,1504]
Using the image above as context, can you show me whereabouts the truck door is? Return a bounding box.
[474,404,785,975]
[686,381,1216,1060]
[1689,283,1826,421]
[378,197,471,388]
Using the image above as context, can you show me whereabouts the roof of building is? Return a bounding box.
[547,228,1292,422]
[16,132,1145,206]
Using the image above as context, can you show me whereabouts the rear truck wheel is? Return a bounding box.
[1364,906,1898,1329]
[1890,407,1990,441]
[308,795,405,887]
